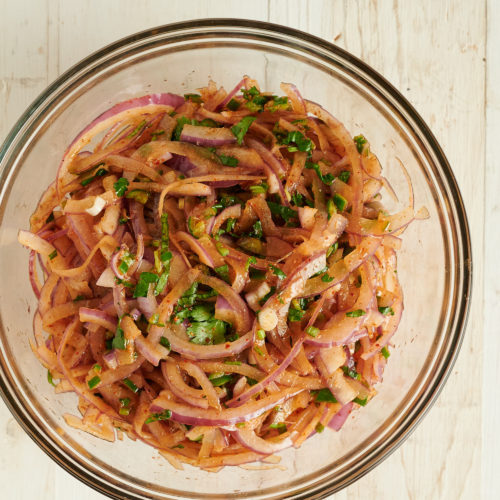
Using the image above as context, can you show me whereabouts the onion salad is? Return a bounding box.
[18,77,427,470]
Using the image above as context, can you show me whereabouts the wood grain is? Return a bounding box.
[0,1,489,499]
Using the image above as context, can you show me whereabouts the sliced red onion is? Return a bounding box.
[161,328,253,360]
[162,361,209,409]
[232,427,294,455]
[150,387,303,426]
[217,77,246,109]
[226,333,306,408]
[197,274,252,333]
[74,94,183,147]
[280,83,306,114]
[214,295,236,325]
[102,350,118,370]
[180,124,236,147]
[212,204,241,235]
[176,231,215,267]
[28,251,41,299]
[135,336,168,366]
[327,402,353,431]
[79,307,116,331]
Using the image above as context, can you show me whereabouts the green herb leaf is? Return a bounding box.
[314,388,337,403]
[326,242,338,258]
[249,220,263,239]
[341,365,361,380]
[353,396,368,406]
[266,201,298,223]
[245,256,257,271]
[249,268,266,280]
[269,422,287,434]
[218,154,239,167]
[249,181,268,194]
[267,96,289,112]
[338,170,351,183]
[315,422,325,433]
[160,336,171,349]
[321,273,334,282]
[114,177,129,197]
[215,241,229,257]
[134,272,159,298]
[88,376,100,389]
[189,304,213,322]
[333,193,347,212]
[305,161,334,185]
[306,326,320,337]
[214,264,230,283]
[112,326,127,350]
[378,306,395,316]
[125,189,149,204]
[269,264,286,280]
[47,369,56,387]
[241,86,260,100]
[210,374,233,387]
[246,377,258,386]
[345,309,366,318]
[381,346,390,359]
[127,120,147,139]
[145,409,172,424]
[259,286,276,306]
[280,130,314,154]
[184,93,203,103]
[48,250,57,260]
[227,98,241,111]
[123,378,139,393]
[353,134,368,154]
[231,116,256,145]
[256,329,266,340]
[186,319,228,345]
[288,307,306,322]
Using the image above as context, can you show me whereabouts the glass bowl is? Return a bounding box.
[0,19,471,499]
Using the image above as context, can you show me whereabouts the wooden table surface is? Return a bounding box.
[0,1,496,499]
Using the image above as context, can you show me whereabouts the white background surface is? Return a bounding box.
[0,1,497,499]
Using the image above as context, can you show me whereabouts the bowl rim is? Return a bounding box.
[0,18,472,500]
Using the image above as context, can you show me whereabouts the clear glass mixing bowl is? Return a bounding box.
[0,19,471,499]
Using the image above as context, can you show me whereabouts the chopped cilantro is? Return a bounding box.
[125,189,149,204]
[184,93,203,103]
[145,409,172,424]
[280,130,313,154]
[305,161,334,185]
[353,396,368,406]
[341,365,361,380]
[218,154,239,167]
[47,370,56,387]
[245,256,257,271]
[266,201,298,223]
[214,264,230,283]
[48,250,57,260]
[378,306,395,316]
[114,177,129,197]
[314,388,337,403]
[123,378,139,393]
[186,319,228,345]
[269,422,287,434]
[353,134,368,154]
[160,336,171,349]
[269,264,286,280]
[338,170,351,183]
[381,346,390,359]
[87,376,100,389]
[333,193,347,212]
[306,326,320,337]
[345,309,366,318]
[227,98,241,111]
[231,116,256,145]
[249,181,268,194]
[134,272,159,298]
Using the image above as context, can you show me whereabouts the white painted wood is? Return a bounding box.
[483,0,499,498]
[0,1,489,499]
